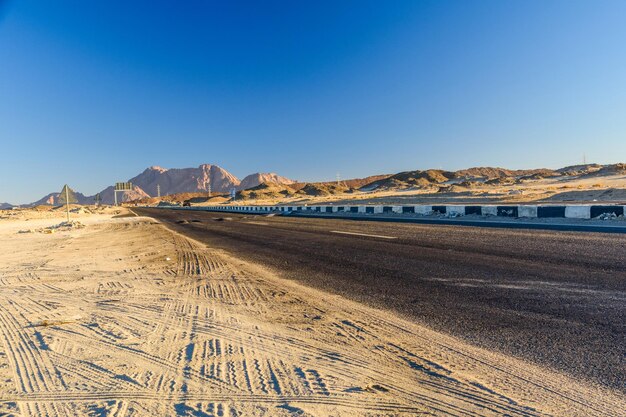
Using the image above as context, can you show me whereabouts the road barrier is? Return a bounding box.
[153,203,626,220]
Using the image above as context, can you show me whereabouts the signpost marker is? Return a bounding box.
[58,184,78,222]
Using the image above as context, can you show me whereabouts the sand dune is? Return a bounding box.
[0,212,623,416]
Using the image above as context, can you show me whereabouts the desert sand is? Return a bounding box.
[193,170,626,207]
[0,210,624,416]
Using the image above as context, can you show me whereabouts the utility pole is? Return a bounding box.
[208,184,211,197]
[157,184,161,198]
[65,185,70,222]
[583,153,587,165]
[336,172,340,187]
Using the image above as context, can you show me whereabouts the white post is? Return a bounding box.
[114,190,117,207]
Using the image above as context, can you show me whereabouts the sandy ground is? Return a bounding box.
[0,212,624,416]
[0,205,126,224]
[208,173,626,206]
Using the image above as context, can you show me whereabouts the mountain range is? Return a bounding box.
[24,164,295,206]
[231,163,626,201]
[5,162,625,208]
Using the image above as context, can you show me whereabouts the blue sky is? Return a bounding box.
[1,0,626,203]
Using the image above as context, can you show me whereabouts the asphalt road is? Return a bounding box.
[134,207,626,391]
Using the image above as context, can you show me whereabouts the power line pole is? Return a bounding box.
[157,184,161,198]
[336,172,340,187]
[65,185,70,222]
[208,184,211,197]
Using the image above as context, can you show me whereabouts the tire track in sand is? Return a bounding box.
[0,215,623,416]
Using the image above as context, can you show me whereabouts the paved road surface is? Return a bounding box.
[135,208,626,391]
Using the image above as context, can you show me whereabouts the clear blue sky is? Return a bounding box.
[1,0,626,203]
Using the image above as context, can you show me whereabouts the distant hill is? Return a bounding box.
[291,174,392,192]
[237,182,296,200]
[129,165,240,198]
[556,164,603,175]
[22,162,626,206]
[361,169,456,191]
[238,173,295,190]
[26,164,294,206]
[132,191,230,206]
[97,185,151,205]
[580,163,626,178]
[297,183,350,196]
[454,167,557,180]
[27,191,94,206]
[0,203,14,210]
[360,167,566,191]
[341,174,393,189]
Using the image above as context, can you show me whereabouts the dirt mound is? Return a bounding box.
[134,192,228,206]
[456,180,482,188]
[52,204,85,212]
[437,185,474,193]
[49,220,85,231]
[204,196,230,204]
[30,205,55,212]
[237,182,295,200]
[485,177,516,185]
[361,170,454,191]
[293,175,392,191]
[557,164,603,175]
[342,174,392,189]
[581,163,626,177]
[455,167,557,180]
[157,201,181,207]
[297,183,350,196]
[19,220,86,235]
[518,172,556,181]
[69,206,95,214]
[542,188,626,203]
[454,167,516,179]
[410,169,454,183]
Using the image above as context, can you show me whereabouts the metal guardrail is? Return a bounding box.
[146,203,626,219]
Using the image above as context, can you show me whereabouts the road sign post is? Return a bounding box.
[58,184,78,222]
